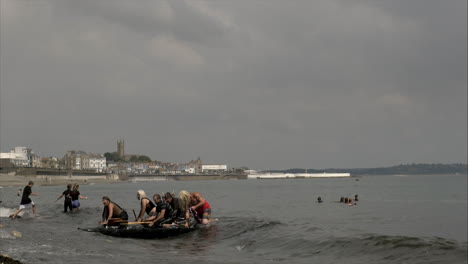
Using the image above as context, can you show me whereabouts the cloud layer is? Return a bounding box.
[1,0,466,169]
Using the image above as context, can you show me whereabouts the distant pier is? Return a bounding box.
[247,173,351,179]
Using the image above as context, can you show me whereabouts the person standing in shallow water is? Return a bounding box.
[70,184,87,211]
[11,181,39,219]
[55,184,73,213]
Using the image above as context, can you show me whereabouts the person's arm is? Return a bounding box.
[184,209,190,228]
[100,206,108,225]
[79,195,87,199]
[136,200,147,222]
[100,203,115,225]
[191,194,205,210]
[55,194,64,202]
[149,209,165,226]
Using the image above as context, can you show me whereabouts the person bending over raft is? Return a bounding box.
[164,192,181,218]
[136,190,156,222]
[147,194,174,227]
[190,192,215,224]
[165,190,197,228]
[100,196,128,226]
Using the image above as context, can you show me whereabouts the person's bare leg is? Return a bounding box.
[11,208,23,219]
[32,206,37,217]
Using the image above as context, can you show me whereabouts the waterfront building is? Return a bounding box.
[187,158,202,174]
[64,150,86,170]
[202,164,228,173]
[0,146,35,167]
[31,153,42,168]
[82,153,107,172]
[40,157,60,169]
[64,151,107,171]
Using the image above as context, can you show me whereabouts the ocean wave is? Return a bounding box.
[215,217,467,263]
[219,216,281,240]
[0,207,18,218]
[244,232,466,263]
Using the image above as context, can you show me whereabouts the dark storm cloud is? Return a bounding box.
[0,0,466,169]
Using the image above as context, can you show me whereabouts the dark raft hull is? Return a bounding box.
[80,225,197,239]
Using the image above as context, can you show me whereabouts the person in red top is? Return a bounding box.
[190,192,215,224]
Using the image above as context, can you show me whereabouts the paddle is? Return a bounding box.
[107,218,128,226]
[120,221,152,225]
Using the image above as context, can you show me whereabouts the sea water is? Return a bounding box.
[0,174,467,264]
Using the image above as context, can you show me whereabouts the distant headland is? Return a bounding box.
[267,163,467,175]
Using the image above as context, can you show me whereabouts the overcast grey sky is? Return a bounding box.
[0,0,466,170]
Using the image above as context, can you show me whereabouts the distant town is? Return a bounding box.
[0,140,237,175]
[0,140,466,177]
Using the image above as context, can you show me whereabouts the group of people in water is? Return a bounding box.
[100,190,215,229]
[55,183,88,213]
[316,194,359,206]
[10,181,88,219]
[10,181,215,229]
[340,194,359,205]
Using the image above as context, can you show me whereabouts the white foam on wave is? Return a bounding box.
[0,207,23,218]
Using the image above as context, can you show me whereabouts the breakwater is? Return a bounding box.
[0,168,246,183]
[128,173,247,181]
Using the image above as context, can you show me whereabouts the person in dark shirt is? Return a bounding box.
[55,184,73,213]
[11,181,39,219]
[136,190,156,222]
[164,192,181,218]
[70,184,87,211]
[147,194,174,227]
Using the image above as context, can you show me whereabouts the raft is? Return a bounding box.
[79,225,198,239]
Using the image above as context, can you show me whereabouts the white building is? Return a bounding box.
[86,154,107,172]
[202,164,227,173]
[0,147,34,167]
[65,151,107,171]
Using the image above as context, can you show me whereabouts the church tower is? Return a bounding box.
[117,139,125,158]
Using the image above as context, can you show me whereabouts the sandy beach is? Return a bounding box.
[0,173,122,187]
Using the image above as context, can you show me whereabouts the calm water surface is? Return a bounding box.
[1,174,467,264]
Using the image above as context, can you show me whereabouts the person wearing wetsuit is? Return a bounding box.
[136,190,156,222]
[100,196,128,225]
[164,192,181,218]
[147,194,174,227]
[70,184,87,211]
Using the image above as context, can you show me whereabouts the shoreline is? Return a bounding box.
[0,173,122,187]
